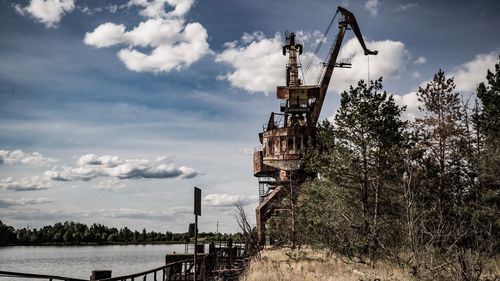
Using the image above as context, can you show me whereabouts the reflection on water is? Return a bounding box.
[0,244,186,280]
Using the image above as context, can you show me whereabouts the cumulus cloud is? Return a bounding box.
[84,0,210,73]
[216,32,408,94]
[0,149,58,166]
[0,176,52,191]
[215,32,323,94]
[216,32,287,94]
[17,0,75,28]
[128,0,194,18]
[0,198,52,208]
[413,56,426,64]
[203,193,257,207]
[365,0,379,17]
[393,91,422,120]
[332,38,408,92]
[450,52,498,93]
[45,153,198,181]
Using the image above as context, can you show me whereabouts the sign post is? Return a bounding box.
[193,187,201,281]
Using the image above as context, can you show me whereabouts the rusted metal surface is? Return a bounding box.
[253,149,277,177]
[312,7,378,125]
[261,125,314,171]
[254,6,377,245]
[255,186,285,243]
[276,85,319,100]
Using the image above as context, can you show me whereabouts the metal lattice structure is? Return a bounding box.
[253,6,378,245]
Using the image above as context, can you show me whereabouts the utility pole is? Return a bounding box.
[193,187,201,281]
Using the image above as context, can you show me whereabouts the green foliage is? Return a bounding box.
[298,78,407,259]
[0,220,244,245]
[297,65,499,279]
[475,57,500,144]
[0,220,17,244]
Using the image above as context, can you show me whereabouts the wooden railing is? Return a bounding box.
[101,246,246,281]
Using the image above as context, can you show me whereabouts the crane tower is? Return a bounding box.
[253,6,378,244]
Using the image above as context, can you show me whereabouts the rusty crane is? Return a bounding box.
[253,6,378,244]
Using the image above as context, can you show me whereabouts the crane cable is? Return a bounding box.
[303,10,339,78]
[367,54,371,83]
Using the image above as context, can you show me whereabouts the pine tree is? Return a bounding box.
[298,78,407,258]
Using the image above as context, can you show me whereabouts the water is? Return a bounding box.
[0,244,187,280]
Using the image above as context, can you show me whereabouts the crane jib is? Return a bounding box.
[311,6,378,125]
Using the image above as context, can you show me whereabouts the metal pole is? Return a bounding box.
[290,170,296,248]
[194,214,198,281]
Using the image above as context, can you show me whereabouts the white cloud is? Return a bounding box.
[0,176,52,191]
[450,52,498,93]
[77,4,120,15]
[0,198,52,208]
[215,32,286,94]
[93,178,126,191]
[107,4,118,13]
[240,31,266,44]
[0,149,58,166]
[411,70,421,79]
[393,91,422,120]
[99,206,190,220]
[84,0,209,73]
[20,0,75,28]
[295,30,325,47]
[365,0,379,17]
[332,38,408,92]
[2,208,81,221]
[216,32,408,95]
[398,3,418,11]
[203,193,257,208]
[45,153,198,181]
[237,147,252,156]
[128,0,194,19]
[215,32,323,94]
[14,4,25,16]
[413,56,426,64]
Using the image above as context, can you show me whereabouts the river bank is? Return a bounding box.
[240,248,500,281]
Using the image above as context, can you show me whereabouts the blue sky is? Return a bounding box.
[1,0,499,233]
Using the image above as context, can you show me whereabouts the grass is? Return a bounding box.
[241,247,409,281]
[240,247,500,281]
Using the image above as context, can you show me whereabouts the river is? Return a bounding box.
[0,244,188,280]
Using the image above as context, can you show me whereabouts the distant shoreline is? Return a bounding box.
[0,241,205,247]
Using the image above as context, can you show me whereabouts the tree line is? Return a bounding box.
[293,57,499,280]
[0,220,243,245]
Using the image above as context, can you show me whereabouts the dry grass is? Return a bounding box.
[240,247,410,281]
[241,248,500,281]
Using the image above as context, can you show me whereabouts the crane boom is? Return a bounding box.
[311,6,378,124]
